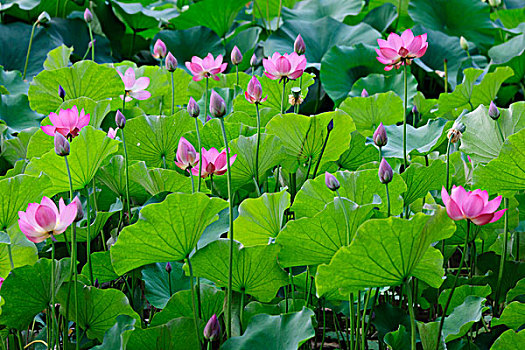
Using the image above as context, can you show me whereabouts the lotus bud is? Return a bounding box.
[209,90,226,118]
[58,85,66,101]
[165,262,172,273]
[325,172,340,191]
[203,314,220,341]
[153,39,167,59]
[488,0,501,7]
[165,52,178,72]
[54,132,70,157]
[115,110,126,129]
[460,36,469,51]
[187,97,200,118]
[37,11,50,24]
[84,8,93,23]
[294,34,306,55]
[231,46,243,65]
[88,39,95,50]
[327,119,334,132]
[378,158,393,184]
[412,105,418,115]
[373,123,388,147]
[289,87,303,106]
[94,279,99,288]
[488,101,500,120]
[250,53,257,67]
[361,89,369,97]
[72,196,84,222]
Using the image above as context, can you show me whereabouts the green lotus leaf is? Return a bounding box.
[316,208,455,298]
[81,251,119,285]
[491,329,525,349]
[125,317,201,350]
[441,296,487,342]
[0,225,38,278]
[438,284,492,316]
[277,199,375,267]
[57,282,140,342]
[350,72,418,104]
[234,190,290,246]
[111,192,227,275]
[292,169,407,218]
[92,315,136,350]
[492,301,525,330]
[335,132,379,171]
[142,262,190,309]
[191,239,288,302]
[129,161,193,196]
[43,44,72,70]
[401,160,446,205]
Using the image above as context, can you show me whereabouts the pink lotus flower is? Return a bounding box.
[244,76,267,104]
[263,52,306,81]
[18,197,78,243]
[185,53,227,82]
[191,147,236,178]
[175,137,198,171]
[376,29,428,71]
[153,39,167,59]
[441,186,506,226]
[117,68,151,102]
[107,127,118,139]
[41,106,90,139]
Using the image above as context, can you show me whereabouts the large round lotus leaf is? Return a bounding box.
[110,192,228,275]
[111,0,177,33]
[0,225,38,278]
[316,208,455,298]
[169,0,246,38]
[263,18,380,69]
[57,282,140,342]
[25,126,119,194]
[191,239,288,302]
[28,60,123,115]
[222,307,316,350]
[408,0,495,48]
[320,44,385,106]
[154,27,225,73]
[0,258,70,330]
[282,0,363,21]
[350,71,418,103]
[491,329,525,350]
[142,262,191,309]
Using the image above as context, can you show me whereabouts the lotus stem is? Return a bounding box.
[403,64,408,169]
[312,122,333,179]
[198,78,209,192]
[444,59,448,93]
[386,183,391,217]
[189,169,195,194]
[280,79,287,114]
[84,188,94,285]
[495,198,509,315]
[349,293,356,350]
[50,239,56,350]
[445,138,452,191]
[235,65,239,87]
[405,279,417,350]
[435,220,470,350]
[336,189,351,245]
[255,102,261,193]
[496,119,505,143]
[320,299,326,350]
[87,23,94,61]
[170,71,175,116]
[120,128,131,224]
[219,118,234,338]
[22,21,38,80]
[240,289,245,332]
[186,257,202,347]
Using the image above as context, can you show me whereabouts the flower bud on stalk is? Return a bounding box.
[165,262,172,273]
[37,11,50,24]
[325,172,340,191]
[231,46,243,65]
[294,34,306,55]
[54,132,70,156]
[84,8,93,23]
[153,39,167,59]
[378,158,393,184]
[361,89,369,97]
[460,36,469,51]
[250,53,257,67]
[58,85,66,101]
[209,90,226,118]
[115,110,126,129]
[165,52,178,72]
[203,314,220,341]
[489,101,500,120]
[187,97,200,118]
[447,121,466,144]
[373,123,387,147]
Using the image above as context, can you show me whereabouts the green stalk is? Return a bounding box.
[121,128,131,223]
[255,103,261,192]
[444,59,448,93]
[170,71,175,116]
[320,299,326,350]
[219,118,234,338]
[22,21,38,80]
[280,79,287,114]
[235,65,239,87]
[6,243,14,270]
[356,291,362,350]
[349,293,356,350]
[185,257,202,347]
[403,64,408,169]
[378,146,382,163]
[312,124,332,179]
[385,183,391,218]
[50,240,56,350]
[405,279,417,350]
[87,23,94,61]
[240,289,245,332]
[496,120,505,143]
[435,220,470,350]
[198,78,209,192]
[189,169,195,193]
[336,189,351,245]
[495,198,509,315]
[445,138,452,191]
[84,188,94,285]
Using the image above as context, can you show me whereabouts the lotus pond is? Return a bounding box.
[0,0,524,349]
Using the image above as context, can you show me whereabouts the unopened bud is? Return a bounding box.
[115,110,126,129]
[325,172,340,191]
[294,34,306,55]
[209,90,226,118]
[327,119,334,132]
[250,53,257,67]
[84,8,93,23]
[361,89,369,97]
[187,97,200,118]
[153,39,167,59]
[488,0,501,8]
[37,11,50,24]
[203,314,220,341]
[165,52,178,72]
[378,158,393,184]
[460,36,469,51]
[72,196,84,222]
[373,123,387,147]
[488,101,500,120]
[94,279,99,288]
[58,85,66,101]
[231,46,243,65]
[165,262,172,273]
[54,132,70,157]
